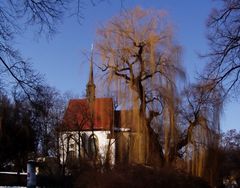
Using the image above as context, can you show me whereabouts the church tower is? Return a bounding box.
[86,50,96,102]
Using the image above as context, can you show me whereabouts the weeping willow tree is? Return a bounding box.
[179,82,223,184]
[95,7,184,165]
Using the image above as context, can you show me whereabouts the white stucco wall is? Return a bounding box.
[59,130,115,166]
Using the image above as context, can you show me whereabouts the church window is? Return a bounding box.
[81,133,88,157]
[88,134,99,159]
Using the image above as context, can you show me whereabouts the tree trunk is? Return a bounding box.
[132,79,164,166]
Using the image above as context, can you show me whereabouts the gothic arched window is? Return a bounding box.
[81,133,88,157]
[88,134,99,159]
[66,135,76,161]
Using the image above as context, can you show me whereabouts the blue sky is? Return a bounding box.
[15,0,239,131]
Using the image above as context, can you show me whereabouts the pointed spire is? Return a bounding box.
[89,45,94,85]
[86,44,96,102]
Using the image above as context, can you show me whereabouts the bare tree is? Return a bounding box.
[95,7,184,165]
[0,0,107,100]
[0,0,68,98]
[204,0,240,96]
[12,85,66,157]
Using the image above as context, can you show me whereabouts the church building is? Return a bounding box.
[58,58,139,167]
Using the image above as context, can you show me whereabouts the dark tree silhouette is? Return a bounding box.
[0,92,36,172]
[204,0,240,96]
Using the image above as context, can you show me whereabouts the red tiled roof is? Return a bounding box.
[62,98,113,131]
